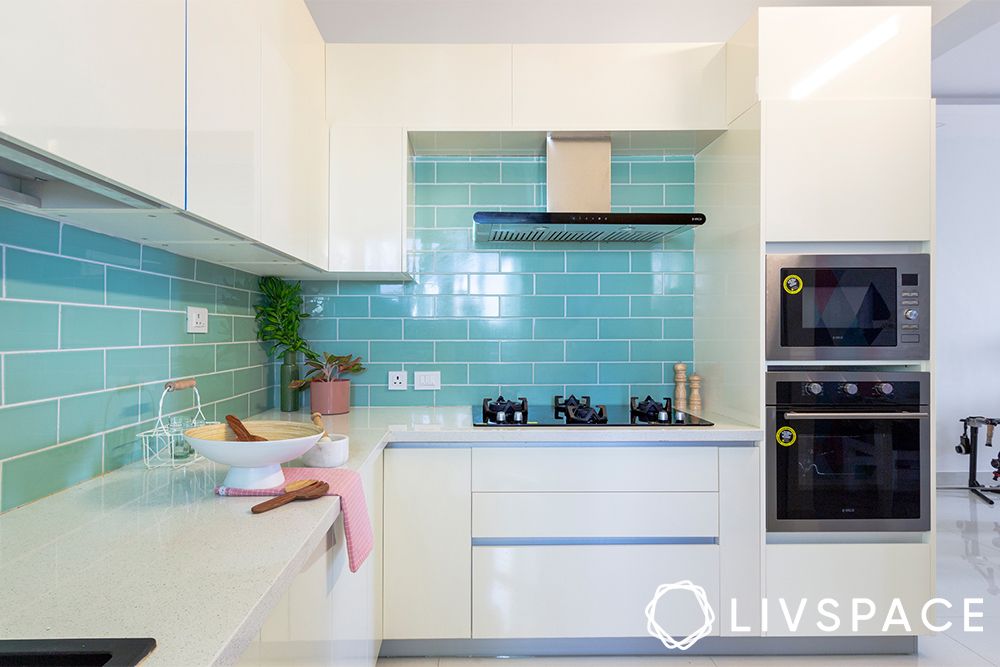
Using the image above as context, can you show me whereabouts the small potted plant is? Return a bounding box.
[290,353,365,415]
[255,276,312,412]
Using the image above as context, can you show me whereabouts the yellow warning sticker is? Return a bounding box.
[776,426,797,447]
[783,274,803,295]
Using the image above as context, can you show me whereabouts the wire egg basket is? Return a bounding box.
[140,378,218,468]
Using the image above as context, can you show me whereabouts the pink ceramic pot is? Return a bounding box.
[309,379,351,415]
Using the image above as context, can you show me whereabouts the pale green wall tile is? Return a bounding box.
[171,279,215,311]
[6,250,104,304]
[600,362,662,383]
[663,274,695,294]
[469,363,532,384]
[536,274,598,295]
[631,340,694,362]
[1,436,103,511]
[600,274,662,295]
[4,350,104,403]
[106,268,170,309]
[405,363,468,385]
[434,296,499,317]
[499,251,564,273]
[470,184,534,206]
[339,282,404,296]
[435,385,498,405]
[106,347,169,388]
[408,274,469,295]
[599,318,661,339]
[413,162,435,183]
[501,341,563,362]
[611,184,663,206]
[499,296,564,317]
[534,363,598,385]
[404,319,467,340]
[349,384,369,407]
[140,246,196,279]
[370,341,434,362]
[61,306,139,349]
[630,296,693,318]
[469,319,532,340]
[248,342,271,367]
[369,386,431,406]
[60,387,139,443]
[663,318,694,339]
[353,363,404,385]
[300,318,337,341]
[566,252,629,272]
[434,207,479,228]
[437,161,500,183]
[468,274,534,295]
[200,315,233,344]
[141,311,192,346]
[665,184,695,206]
[0,302,58,351]
[610,162,630,183]
[215,394,250,419]
[501,162,544,183]
[171,345,215,377]
[565,341,628,361]
[566,296,628,317]
[630,161,694,184]
[139,382,193,421]
[435,341,499,362]
[233,316,257,342]
[340,319,402,340]
[195,261,236,287]
[197,371,235,403]
[414,207,435,228]
[630,251,694,273]
[414,184,469,205]
[0,208,59,252]
[0,401,58,459]
[534,318,597,340]
[304,296,369,317]
[433,252,498,273]
[216,343,250,372]
[572,384,630,406]
[371,296,436,317]
[62,226,139,269]
[498,385,560,407]
[105,422,148,472]
[217,286,250,315]
[234,270,258,291]
[321,340,369,361]
[413,229,472,251]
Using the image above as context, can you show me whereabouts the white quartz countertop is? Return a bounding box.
[0,406,761,666]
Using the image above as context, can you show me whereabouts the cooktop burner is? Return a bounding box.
[475,394,714,427]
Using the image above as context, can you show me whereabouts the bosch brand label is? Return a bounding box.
[783,274,803,295]
[776,427,797,447]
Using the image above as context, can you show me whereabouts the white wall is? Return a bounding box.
[935,104,1000,474]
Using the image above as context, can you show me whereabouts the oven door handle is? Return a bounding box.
[783,411,929,420]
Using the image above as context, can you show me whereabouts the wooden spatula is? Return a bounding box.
[251,480,330,514]
[226,415,267,441]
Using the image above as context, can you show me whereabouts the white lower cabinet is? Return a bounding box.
[383,448,472,639]
[764,543,932,636]
[472,544,721,639]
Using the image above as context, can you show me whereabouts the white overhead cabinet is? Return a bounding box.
[0,0,185,208]
[186,0,261,240]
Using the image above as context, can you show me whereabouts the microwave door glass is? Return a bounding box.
[781,268,897,348]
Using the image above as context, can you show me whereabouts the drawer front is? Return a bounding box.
[472,492,719,539]
[473,544,720,638]
[471,447,718,492]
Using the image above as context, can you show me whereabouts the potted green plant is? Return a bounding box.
[290,353,365,415]
[254,276,313,412]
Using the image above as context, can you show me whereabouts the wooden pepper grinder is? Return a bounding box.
[673,363,688,412]
[689,374,702,415]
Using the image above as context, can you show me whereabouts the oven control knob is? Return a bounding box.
[875,382,895,397]
[840,383,859,396]
[804,382,823,396]
[904,308,919,320]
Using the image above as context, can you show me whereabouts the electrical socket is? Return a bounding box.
[186,306,209,334]
[414,371,441,390]
[387,371,408,391]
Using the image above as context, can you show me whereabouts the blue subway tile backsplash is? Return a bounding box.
[302,155,695,407]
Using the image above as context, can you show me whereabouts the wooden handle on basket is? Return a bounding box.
[311,412,329,439]
[166,378,197,391]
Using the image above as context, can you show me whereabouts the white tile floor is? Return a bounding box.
[379,488,1000,666]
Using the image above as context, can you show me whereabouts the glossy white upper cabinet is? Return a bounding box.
[327,45,513,128]
[0,0,184,208]
[762,99,933,243]
[511,44,726,130]
[259,0,329,268]
[758,6,930,101]
[186,0,261,239]
[329,127,409,276]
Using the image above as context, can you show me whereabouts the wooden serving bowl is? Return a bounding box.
[184,421,323,489]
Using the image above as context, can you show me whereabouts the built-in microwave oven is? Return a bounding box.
[766,253,930,361]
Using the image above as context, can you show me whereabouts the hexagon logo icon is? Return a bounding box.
[644,580,716,651]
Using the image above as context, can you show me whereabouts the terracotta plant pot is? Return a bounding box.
[309,379,351,415]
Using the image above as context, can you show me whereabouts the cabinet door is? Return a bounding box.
[259,0,328,267]
[0,0,184,207]
[329,126,408,274]
[186,0,261,239]
[763,99,932,242]
[384,448,471,639]
[512,44,725,130]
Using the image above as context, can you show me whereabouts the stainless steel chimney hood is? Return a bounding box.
[474,134,704,244]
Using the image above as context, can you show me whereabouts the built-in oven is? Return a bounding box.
[766,254,930,361]
[766,371,930,532]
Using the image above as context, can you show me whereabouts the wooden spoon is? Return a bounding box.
[226,414,267,442]
[251,480,329,514]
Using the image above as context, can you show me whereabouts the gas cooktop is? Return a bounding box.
[473,395,714,427]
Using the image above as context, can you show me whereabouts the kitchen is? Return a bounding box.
[0,2,994,666]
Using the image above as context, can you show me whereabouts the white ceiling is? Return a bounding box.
[305,0,966,43]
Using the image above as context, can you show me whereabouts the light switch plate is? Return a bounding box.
[186,306,209,334]
[414,371,441,390]
[387,371,408,391]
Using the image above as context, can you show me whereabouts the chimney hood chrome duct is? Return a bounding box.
[474,134,704,244]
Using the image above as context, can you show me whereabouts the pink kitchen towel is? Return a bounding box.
[216,467,374,573]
